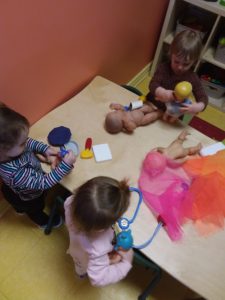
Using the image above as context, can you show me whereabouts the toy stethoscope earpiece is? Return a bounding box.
[114,187,164,251]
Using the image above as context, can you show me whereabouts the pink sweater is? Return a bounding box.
[64,196,133,287]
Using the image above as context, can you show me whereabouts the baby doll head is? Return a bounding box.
[105,111,123,134]
[174,81,192,101]
[143,151,167,177]
[0,102,29,162]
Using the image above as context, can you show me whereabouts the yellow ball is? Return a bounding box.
[174,81,192,101]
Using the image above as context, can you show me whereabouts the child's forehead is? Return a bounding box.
[172,53,193,64]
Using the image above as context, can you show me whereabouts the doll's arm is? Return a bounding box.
[109,103,125,111]
[123,119,137,132]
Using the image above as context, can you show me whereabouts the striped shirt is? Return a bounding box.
[0,138,73,201]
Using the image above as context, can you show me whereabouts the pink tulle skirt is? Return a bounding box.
[139,150,225,240]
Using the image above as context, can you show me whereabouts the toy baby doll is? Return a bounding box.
[105,102,163,134]
[154,129,202,164]
[139,130,202,240]
[163,81,193,123]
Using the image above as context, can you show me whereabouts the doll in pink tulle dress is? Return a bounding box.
[139,130,202,240]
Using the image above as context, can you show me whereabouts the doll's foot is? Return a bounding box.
[177,130,190,142]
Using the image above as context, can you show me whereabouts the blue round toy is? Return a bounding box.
[47,126,72,146]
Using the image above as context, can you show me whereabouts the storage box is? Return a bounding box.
[201,79,225,98]
[214,38,225,64]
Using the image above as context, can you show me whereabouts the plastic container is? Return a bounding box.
[201,79,225,98]
[214,37,225,64]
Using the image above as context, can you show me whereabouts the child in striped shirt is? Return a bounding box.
[0,103,76,228]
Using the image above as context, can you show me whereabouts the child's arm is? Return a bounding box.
[190,73,208,112]
[12,151,76,191]
[155,87,174,102]
[87,249,133,287]
[180,101,205,114]
[26,138,50,153]
[149,64,174,102]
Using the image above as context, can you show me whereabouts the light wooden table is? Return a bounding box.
[30,76,224,300]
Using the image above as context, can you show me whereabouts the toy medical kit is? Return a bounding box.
[80,138,94,159]
[58,147,69,158]
[92,143,112,162]
[64,141,80,157]
[114,187,164,251]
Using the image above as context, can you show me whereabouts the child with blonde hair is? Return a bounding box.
[147,30,208,122]
[0,103,76,228]
[64,176,133,286]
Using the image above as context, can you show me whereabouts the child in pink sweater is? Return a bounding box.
[64,176,133,287]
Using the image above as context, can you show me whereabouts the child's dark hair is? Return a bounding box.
[72,176,130,232]
[170,30,202,62]
[0,102,29,152]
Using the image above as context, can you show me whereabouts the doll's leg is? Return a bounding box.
[141,110,163,125]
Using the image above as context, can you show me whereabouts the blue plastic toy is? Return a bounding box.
[58,147,69,158]
[114,187,164,251]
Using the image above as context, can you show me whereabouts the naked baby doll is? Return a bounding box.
[105,102,162,134]
[154,129,202,163]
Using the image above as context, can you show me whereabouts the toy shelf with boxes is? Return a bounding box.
[150,0,225,112]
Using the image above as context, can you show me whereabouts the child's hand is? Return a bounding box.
[108,251,122,264]
[180,102,205,114]
[36,146,58,168]
[45,146,58,157]
[62,150,76,166]
[45,147,59,168]
[155,87,174,102]
[118,249,134,263]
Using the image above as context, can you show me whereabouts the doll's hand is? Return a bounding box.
[118,249,134,263]
[180,102,205,114]
[109,103,124,111]
[62,150,76,166]
[155,87,174,102]
[108,251,122,264]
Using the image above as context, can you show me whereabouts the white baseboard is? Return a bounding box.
[127,62,152,87]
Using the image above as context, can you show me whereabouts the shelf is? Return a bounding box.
[203,47,225,69]
[208,95,225,112]
[184,0,225,17]
[150,0,225,115]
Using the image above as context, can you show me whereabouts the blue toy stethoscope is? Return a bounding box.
[114,187,164,251]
